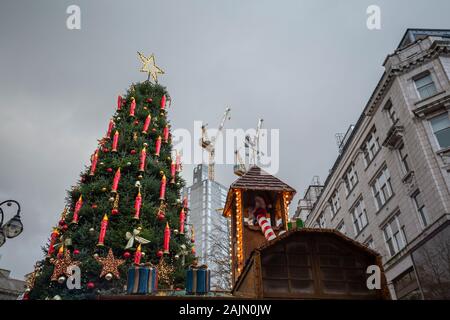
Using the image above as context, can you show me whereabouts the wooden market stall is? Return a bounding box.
[223,166,390,299]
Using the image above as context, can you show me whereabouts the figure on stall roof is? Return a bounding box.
[248,194,277,241]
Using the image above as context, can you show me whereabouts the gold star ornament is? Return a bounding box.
[95,248,125,279]
[137,51,165,83]
[50,250,81,281]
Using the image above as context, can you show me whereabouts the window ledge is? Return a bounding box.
[436,147,450,168]
[353,224,369,239]
[363,149,382,172]
[413,91,450,118]
[375,194,395,215]
[345,183,359,201]
[413,90,446,106]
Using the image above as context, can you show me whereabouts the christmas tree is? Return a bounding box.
[28,53,195,299]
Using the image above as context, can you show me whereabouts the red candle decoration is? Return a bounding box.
[170,161,176,184]
[111,168,121,193]
[159,174,167,200]
[106,119,115,139]
[129,97,136,116]
[97,214,109,246]
[176,153,181,172]
[134,244,142,265]
[160,94,166,110]
[163,125,169,143]
[112,130,119,152]
[72,195,83,224]
[163,222,170,254]
[89,149,99,176]
[138,147,147,172]
[134,190,142,220]
[47,228,59,256]
[117,95,123,111]
[179,208,185,235]
[142,114,152,134]
[155,136,162,157]
[191,226,195,243]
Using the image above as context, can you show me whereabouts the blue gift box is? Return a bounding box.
[127,266,158,294]
[186,267,210,295]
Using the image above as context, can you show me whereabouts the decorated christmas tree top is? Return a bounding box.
[28,53,195,300]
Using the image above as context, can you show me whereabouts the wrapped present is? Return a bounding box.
[186,264,210,295]
[127,265,158,294]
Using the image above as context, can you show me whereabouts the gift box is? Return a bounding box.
[186,265,210,295]
[127,266,158,294]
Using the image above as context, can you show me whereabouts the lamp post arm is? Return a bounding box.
[0,200,22,226]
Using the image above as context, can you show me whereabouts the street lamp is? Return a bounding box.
[0,200,23,247]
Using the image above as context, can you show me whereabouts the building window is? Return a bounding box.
[412,190,429,228]
[316,212,326,229]
[364,237,375,250]
[382,213,407,257]
[393,268,421,300]
[398,144,411,174]
[371,167,393,211]
[351,198,368,236]
[337,220,346,235]
[384,100,398,125]
[430,113,450,149]
[362,129,380,167]
[414,73,437,100]
[343,163,358,195]
[329,191,341,217]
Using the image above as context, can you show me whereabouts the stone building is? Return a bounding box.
[0,269,25,300]
[300,29,450,299]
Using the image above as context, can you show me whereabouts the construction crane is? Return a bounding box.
[233,119,264,176]
[200,107,231,181]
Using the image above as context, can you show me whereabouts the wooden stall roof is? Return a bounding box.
[223,166,296,217]
[230,166,296,192]
[233,228,382,292]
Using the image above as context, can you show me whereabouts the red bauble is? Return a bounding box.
[106,168,113,173]
[87,282,95,289]
[123,252,131,259]
[58,219,65,226]
[152,128,156,132]
[73,249,80,255]
[133,120,139,125]
[111,208,119,215]
[103,147,109,153]
[62,225,68,231]
[157,250,163,258]
[146,98,153,103]
[91,204,97,209]
[157,213,165,221]
[130,149,137,155]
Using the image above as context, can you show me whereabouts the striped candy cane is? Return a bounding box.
[257,214,276,241]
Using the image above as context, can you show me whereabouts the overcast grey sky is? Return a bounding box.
[1,0,450,278]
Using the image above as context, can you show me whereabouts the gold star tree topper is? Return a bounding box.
[137,52,165,83]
